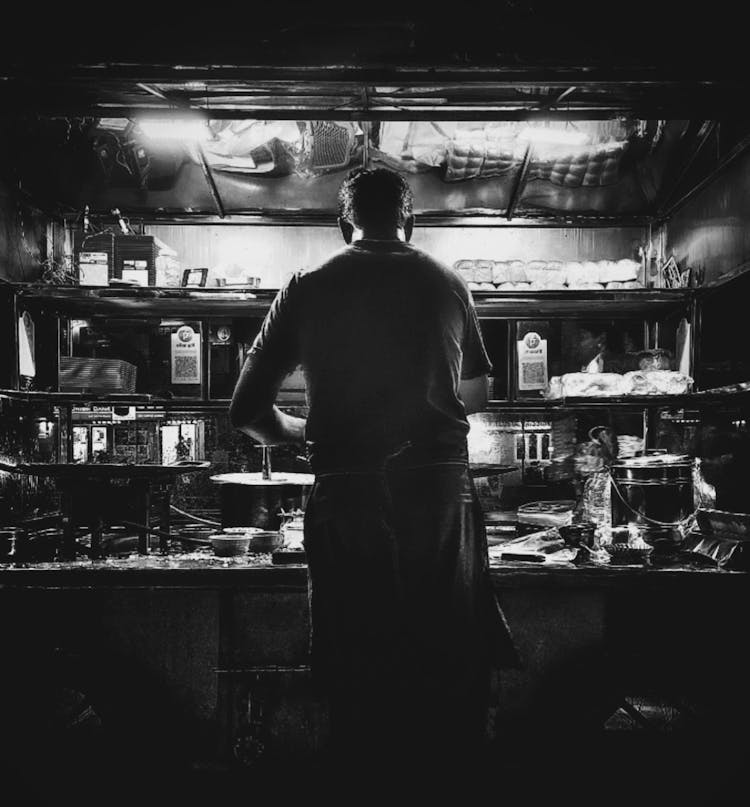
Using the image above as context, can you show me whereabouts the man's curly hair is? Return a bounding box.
[337,167,414,231]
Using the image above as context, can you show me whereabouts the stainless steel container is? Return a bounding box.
[610,453,693,529]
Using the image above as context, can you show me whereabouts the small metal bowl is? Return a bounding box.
[247,531,284,554]
[209,534,251,557]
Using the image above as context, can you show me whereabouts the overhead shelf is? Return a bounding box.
[16,284,695,319]
[0,391,305,410]
[18,285,278,318]
[486,391,750,410]
[473,288,695,318]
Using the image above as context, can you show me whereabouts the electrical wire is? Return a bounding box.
[169,504,221,527]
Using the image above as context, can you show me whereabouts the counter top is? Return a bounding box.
[0,550,743,591]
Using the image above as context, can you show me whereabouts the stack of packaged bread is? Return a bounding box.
[545,371,693,399]
[455,258,643,291]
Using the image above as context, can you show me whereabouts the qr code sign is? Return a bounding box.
[174,355,199,381]
[522,362,546,386]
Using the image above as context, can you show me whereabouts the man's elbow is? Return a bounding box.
[460,375,489,415]
[228,398,254,431]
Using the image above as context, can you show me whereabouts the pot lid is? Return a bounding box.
[210,472,314,486]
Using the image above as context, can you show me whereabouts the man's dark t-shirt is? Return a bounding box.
[248,239,492,469]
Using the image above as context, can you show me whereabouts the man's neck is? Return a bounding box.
[352,227,406,243]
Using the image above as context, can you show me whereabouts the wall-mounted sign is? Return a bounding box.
[171,325,201,384]
[516,331,548,392]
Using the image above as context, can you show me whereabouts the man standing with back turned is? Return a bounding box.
[229,167,516,785]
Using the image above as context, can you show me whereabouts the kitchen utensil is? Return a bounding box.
[209,534,250,557]
[610,453,694,531]
[516,500,576,536]
[604,543,653,565]
[247,531,284,554]
[209,472,314,531]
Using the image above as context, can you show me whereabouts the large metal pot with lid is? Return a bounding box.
[610,451,694,529]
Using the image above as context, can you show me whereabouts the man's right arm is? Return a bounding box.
[459,375,489,415]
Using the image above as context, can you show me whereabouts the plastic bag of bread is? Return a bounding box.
[596,260,616,283]
[454,260,476,283]
[622,370,693,395]
[544,376,563,399]
[561,372,625,397]
[621,279,643,289]
[611,259,641,282]
[524,263,549,285]
[570,283,606,290]
[508,260,528,283]
[564,262,588,287]
[492,261,510,284]
[540,265,567,287]
[474,259,494,283]
[478,282,495,291]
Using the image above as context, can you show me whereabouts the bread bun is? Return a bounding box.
[492,261,510,284]
[454,260,476,282]
[508,261,528,283]
[564,262,587,286]
[609,259,640,282]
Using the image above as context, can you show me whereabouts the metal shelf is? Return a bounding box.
[17,285,279,317]
[485,391,750,410]
[473,288,695,318]
[15,284,695,319]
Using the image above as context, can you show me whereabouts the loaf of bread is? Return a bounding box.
[454,260,476,283]
[544,376,563,399]
[564,262,587,286]
[474,260,494,283]
[568,282,606,290]
[581,261,602,281]
[561,372,625,397]
[611,259,641,282]
[621,370,693,395]
[508,260,528,283]
[492,261,510,284]
[524,265,549,285]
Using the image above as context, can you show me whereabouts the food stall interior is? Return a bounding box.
[1,29,749,788]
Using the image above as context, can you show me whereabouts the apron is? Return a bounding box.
[303,457,518,758]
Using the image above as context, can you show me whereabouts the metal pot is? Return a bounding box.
[610,452,693,529]
[209,472,314,531]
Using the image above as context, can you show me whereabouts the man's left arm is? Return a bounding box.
[229,276,306,446]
